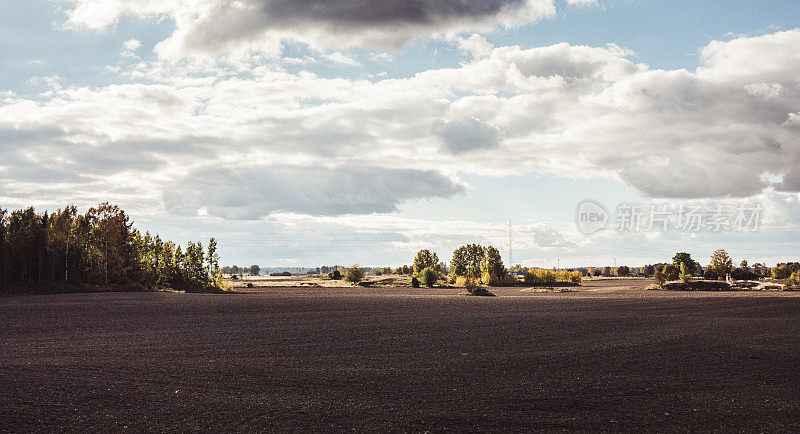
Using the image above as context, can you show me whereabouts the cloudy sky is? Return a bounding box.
[2,0,800,268]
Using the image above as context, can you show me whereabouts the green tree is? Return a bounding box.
[661,264,679,281]
[249,264,261,276]
[482,245,506,282]
[412,249,439,275]
[451,244,485,278]
[772,264,793,279]
[672,252,697,275]
[709,249,733,280]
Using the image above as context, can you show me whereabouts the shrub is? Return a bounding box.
[421,267,439,287]
[731,267,758,280]
[679,263,690,283]
[411,277,420,288]
[504,273,520,285]
[344,265,365,284]
[481,271,502,287]
[464,277,480,293]
[654,269,666,286]
[523,269,581,285]
[786,271,800,289]
[327,270,342,280]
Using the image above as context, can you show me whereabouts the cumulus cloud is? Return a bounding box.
[433,117,502,154]
[60,0,555,57]
[3,29,800,219]
[120,39,142,58]
[163,165,467,219]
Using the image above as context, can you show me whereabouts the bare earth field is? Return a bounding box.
[2,278,800,432]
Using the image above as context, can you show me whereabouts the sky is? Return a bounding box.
[1,0,800,268]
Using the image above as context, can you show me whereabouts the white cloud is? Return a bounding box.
[163,164,466,219]
[2,29,800,220]
[451,33,494,59]
[322,52,361,66]
[565,0,598,6]
[433,117,502,154]
[60,0,556,58]
[121,39,142,58]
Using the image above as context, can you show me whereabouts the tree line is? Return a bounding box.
[0,203,224,293]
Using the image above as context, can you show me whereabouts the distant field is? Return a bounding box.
[2,279,800,431]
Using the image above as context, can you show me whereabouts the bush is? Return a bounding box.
[463,278,482,294]
[523,269,582,285]
[679,263,690,283]
[481,271,502,286]
[421,267,439,287]
[344,265,365,284]
[731,268,758,281]
[411,277,420,288]
[786,271,800,289]
[654,269,666,286]
[327,270,342,280]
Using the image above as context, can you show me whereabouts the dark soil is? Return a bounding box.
[2,279,800,432]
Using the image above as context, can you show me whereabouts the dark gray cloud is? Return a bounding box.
[618,159,768,198]
[262,0,527,26]
[775,167,800,192]
[157,0,551,54]
[433,117,502,154]
[163,165,466,219]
